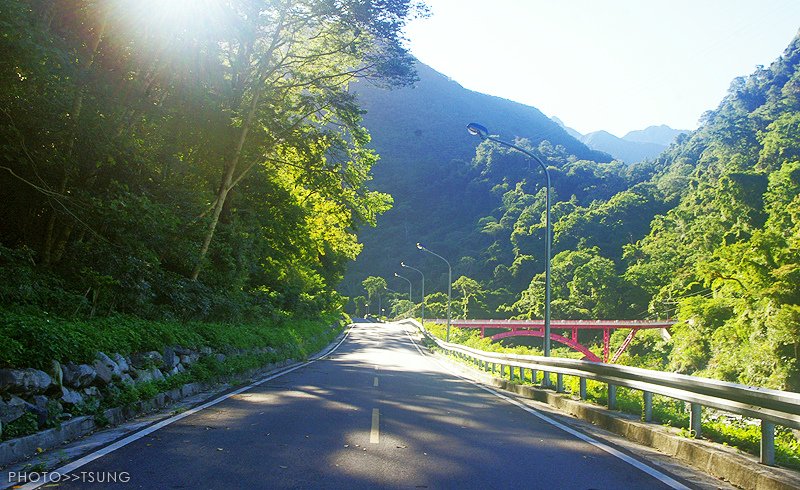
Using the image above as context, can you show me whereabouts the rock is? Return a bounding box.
[214,354,226,363]
[179,353,199,366]
[62,363,96,389]
[169,364,186,376]
[131,351,163,369]
[93,352,121,385]
[150,367,165,382]
[50,360,64,387]
[83,386,100,398]
[162,347,179,369]
[174,346,192,356]
[112,353,130,373]
[0,368,53,394]
[33,395,50,426]
[199,346,213,356]
[59,386,83,406]
[0,396,31,424]
[119,373,134,385]
[133,369,154,384]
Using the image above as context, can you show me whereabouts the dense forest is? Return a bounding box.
[350,35,800,391]
[0,0,426,322]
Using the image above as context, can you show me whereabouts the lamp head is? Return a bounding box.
[467,122,489,139]
[400,261,406,267]
[416,242,424,250]
[394,272,399,277]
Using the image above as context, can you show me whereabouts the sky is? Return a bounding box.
[404,0,800,137]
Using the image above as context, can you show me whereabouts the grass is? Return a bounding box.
[424,321,800,470]
[0,306,342,369]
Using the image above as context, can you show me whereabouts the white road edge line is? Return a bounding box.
[400,323,691,490]
[20,327,353,490]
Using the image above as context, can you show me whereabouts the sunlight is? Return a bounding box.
[114,0,229,43]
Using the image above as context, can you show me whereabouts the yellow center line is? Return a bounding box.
[373,376,379,387]
[370,409,380,444]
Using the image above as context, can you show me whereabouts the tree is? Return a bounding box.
[452,275,485,319]
[188,0,423,280]
[362,276,387,305]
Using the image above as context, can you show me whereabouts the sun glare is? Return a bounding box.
[116,0,227,42]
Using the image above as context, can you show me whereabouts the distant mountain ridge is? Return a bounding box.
[623,124,687,146]
[551,118,688,163]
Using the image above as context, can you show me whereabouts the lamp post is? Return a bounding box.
[394,272,412,302]
[417,242,452,342]
[467,123,553,366]
[401,261,425,325]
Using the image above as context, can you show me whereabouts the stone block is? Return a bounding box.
[62,363,96,389]
[0,368,53,394]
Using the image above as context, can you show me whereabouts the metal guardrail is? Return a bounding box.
[399,319,800,467]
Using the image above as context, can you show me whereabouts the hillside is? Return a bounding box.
[340,62,611,297]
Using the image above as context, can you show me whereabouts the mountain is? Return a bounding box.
[551,118,688,163]
[550,116,583,139]
[623,125,688,146]
[341,61,611,298]
[581,130,668,164]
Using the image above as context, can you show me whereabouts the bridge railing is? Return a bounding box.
[398,318,800,467]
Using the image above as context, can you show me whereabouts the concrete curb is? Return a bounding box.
[433,350,800,490]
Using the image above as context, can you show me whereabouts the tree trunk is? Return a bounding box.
[191,85,263,280]
[42,7,107,265]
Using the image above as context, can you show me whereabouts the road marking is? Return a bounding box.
[400,324,691,490]
[370,408,380,443]
[373,376,379,387]
[20,328,353,490]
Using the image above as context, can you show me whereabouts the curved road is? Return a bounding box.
[28,322,701,489]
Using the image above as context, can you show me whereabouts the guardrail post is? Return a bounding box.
[542,370,552,388]
[761,420,775,466]
[491,362,496,374]
[532,369,538,384]
[519,367,526,382]
[690,403,702,438]
[643,391,653,422]
[556,373,564,393]
[608,384,617,410]
[579,378,587,400]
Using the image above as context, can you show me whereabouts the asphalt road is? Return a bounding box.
[29,322,697,489]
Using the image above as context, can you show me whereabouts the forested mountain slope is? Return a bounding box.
[341,62,611,298]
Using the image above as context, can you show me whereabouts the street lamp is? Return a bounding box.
[394,272,412,303]
[401,261,425,325]
[467,123,553,364]
[417,242,452,342]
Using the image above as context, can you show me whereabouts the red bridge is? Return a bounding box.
[430,319,675,363]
